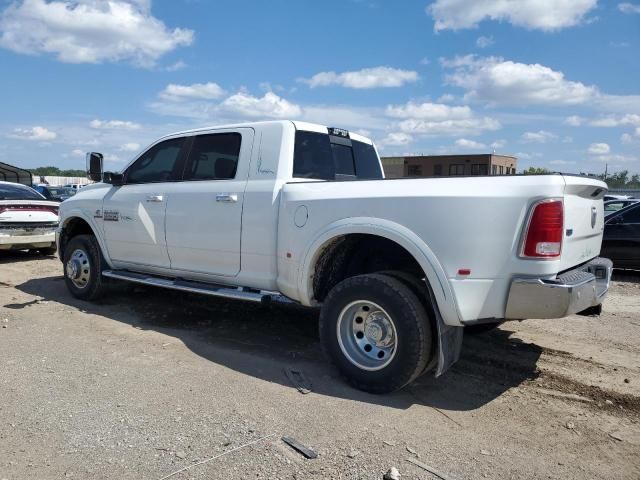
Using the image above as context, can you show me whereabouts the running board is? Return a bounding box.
[102,270,291,304]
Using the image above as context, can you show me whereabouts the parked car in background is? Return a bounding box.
[604,194,632,202]
[64,183,87,190]
[604,199,639,216]
[33,185,76,202]
[0,181,59,255]
[601,202,640,270]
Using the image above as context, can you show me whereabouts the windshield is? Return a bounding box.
[293,131,383,180]
[0,183,45,200]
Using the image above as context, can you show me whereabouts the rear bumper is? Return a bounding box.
[505,257,613,320]
[0,232,55,250]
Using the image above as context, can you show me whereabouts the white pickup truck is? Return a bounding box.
[57,120,612,393]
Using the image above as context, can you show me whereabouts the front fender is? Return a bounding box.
[297,217,462,327]
[58,209,113,268]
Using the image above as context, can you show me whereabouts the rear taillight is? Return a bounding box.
[522,199,563,258]
[0,205,58,216]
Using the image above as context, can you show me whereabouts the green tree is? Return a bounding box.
[522,167,551,175]
[29,166,85,177]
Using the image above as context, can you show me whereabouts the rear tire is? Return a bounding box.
[319,273,432,393]
[63,234,108,300]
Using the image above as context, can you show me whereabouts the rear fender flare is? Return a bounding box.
[298,217,462,327]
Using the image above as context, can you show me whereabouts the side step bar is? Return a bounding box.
[102,270,292,304]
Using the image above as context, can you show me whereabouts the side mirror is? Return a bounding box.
[86,152,103,182]
[103,172,124,186]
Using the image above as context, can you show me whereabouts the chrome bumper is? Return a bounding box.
[505,257,613,320]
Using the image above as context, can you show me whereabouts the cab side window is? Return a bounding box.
[126,138,185,184]
[186,133,242,180]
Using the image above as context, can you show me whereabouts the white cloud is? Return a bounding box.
[476,35,494,48]
[455,138,486,149]
[419,56,430,65]
[159,82,225,101]
[442,55,597,106]
[397,117,500,137]
[299,66,419,89]
[564,115,584,126]
[219,91,301,119]
[618,3,640,14]
[549,159,576,165]
[588,142,610,155]
[621,133,636,144]
[386,98,500,137]
[428,0,597,31]
[119,142,141,152]
[90,119,141,130]
[379,132,413,147]
[0,0,193,66]
[589,114,640,127]
[521,130,557,143]
[164,60,186,72]
[491,139,506,149]
[70,148,84,157]
[10,125,57,140]
[386,101,472,120]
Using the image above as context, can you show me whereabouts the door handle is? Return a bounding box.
[216,193,238,203]
[146,195,164,203]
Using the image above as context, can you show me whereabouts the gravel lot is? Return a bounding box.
[1,251,639,480]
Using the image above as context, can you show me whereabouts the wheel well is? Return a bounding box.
[312,234,426,302]
[60,217,94,256]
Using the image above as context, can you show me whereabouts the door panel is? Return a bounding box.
[165,129,254,276]
[102,137,187,268]
[102,184,170,267]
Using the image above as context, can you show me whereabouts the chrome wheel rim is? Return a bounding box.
[66,248,91,289]
[336,300,397,371]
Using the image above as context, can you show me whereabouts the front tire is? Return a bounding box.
[319,274,432,393]
[63,234,108,300]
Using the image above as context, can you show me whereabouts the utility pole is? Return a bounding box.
[604,162,608,180]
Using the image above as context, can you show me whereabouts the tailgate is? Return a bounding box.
[560,175,607,271]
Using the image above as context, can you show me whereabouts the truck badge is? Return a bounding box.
[103,210,119,222]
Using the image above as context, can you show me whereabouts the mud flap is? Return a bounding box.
[434,321,464,377]
[425,285,464,377]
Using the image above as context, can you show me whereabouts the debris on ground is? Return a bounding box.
[281,436,318,459]
[346,450,360,459]
[406,458,452,480]
[383,466,401,480]
[284,368,312,394]
[609,432,624,442]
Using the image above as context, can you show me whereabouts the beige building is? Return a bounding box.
[381,154,517,178]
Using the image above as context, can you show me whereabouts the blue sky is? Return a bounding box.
[0,0,639,174]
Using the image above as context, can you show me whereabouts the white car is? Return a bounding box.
[56,121,612,393]
[0,181,59,254]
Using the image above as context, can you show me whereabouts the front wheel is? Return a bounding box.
[319,274,433,393]
[63,234,108,300]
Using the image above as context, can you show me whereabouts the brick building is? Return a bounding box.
[381,154,517,178]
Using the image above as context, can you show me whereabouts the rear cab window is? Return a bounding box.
[293,128,383,181]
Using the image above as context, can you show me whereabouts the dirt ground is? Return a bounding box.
[0,251,638,480]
